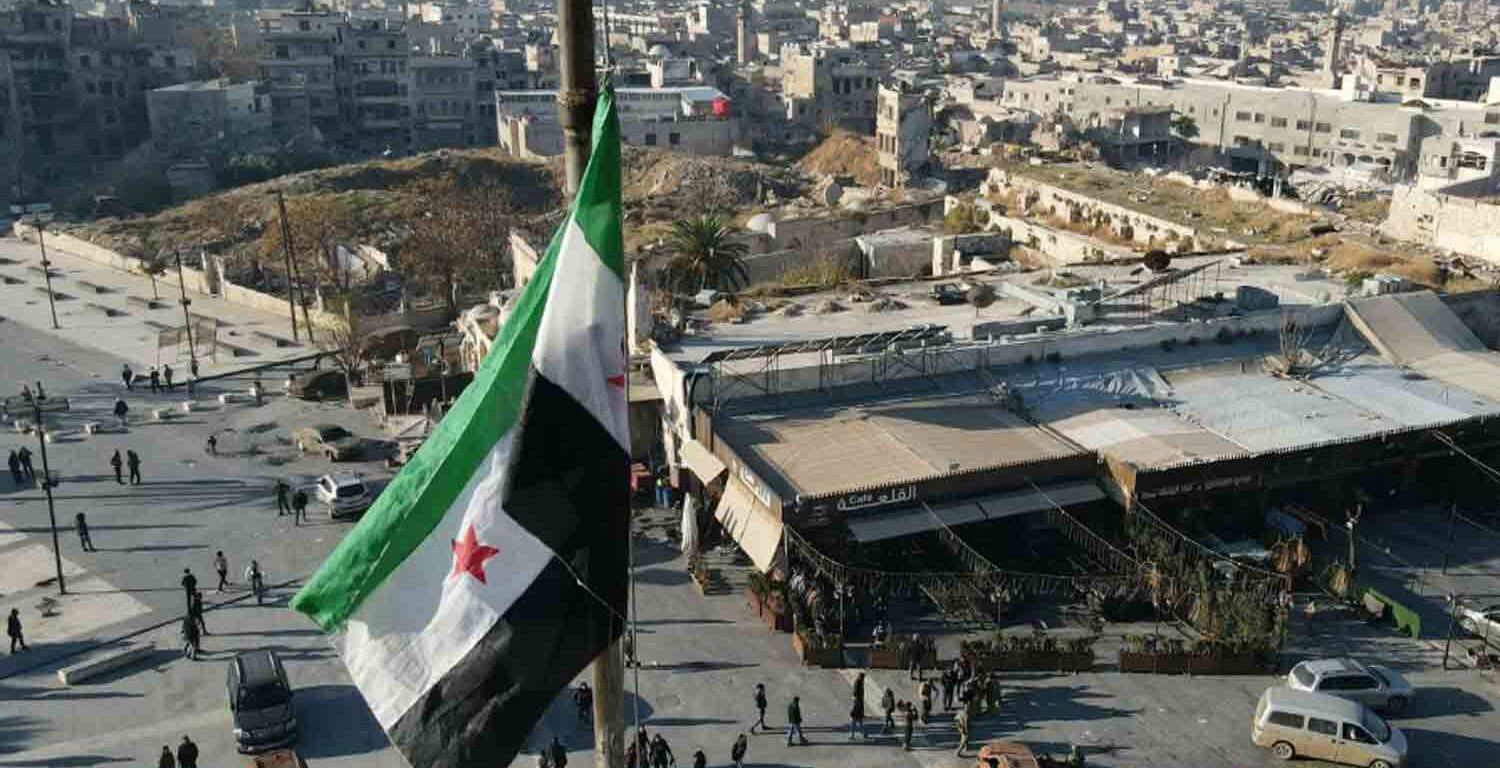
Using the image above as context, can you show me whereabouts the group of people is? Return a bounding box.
[6,447,36,486]
[177,556,268,660]
[122,362,196,394]
[274,479,311,524]
[155,736,199,768]
[108,449,144,485]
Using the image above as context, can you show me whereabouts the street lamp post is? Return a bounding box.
[33,217,60,330]
[30,396,66,595]
[175,251,199,389]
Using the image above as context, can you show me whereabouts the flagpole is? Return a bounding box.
[557,2,623,766]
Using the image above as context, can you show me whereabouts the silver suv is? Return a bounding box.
[1287,658,1415,715]
[315,472,372,520]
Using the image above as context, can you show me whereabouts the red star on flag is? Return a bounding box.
[451,524,500,585]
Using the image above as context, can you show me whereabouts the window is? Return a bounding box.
[1486,113,1500,125]
[1307,718,1338,737]
[298,20,311,31]
[1293,145,1309,156]
[1235,110,1252,122]
[1266,711,1305,729]
[164,55,176,69]
[358,40,366,50]
[1409,77,1421,88]
[669,132,681,146]
[1296,119,1311,130]
[1233,135,1253,147]
[1339,128,1360,139]
[275,45,289,59]
[1271,117,1287,128]
[388,40,396,49]
[1315,122,1331,133]
[1268,142,1285,152]
[1343,675,1378,691]
[1377,132,1398,144]
[644,133,657,146]
[1253,112,1265,123]
[85,81,96,94]
[1343,724,1376,744]
[79,54,90,68]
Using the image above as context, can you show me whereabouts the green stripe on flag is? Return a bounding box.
[570,88,623,281]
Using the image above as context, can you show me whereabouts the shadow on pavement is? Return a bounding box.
[650,661,759,673]
[0,715,45,756]
[0,680,146,702]
[293,684,391,759]
[0,755,132,767]
[1410,686,1494,717]
[1403,728,1500,764]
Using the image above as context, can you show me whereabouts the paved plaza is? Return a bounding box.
[1,315,1499,768]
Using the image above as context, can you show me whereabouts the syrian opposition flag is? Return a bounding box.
[291,89,629,768]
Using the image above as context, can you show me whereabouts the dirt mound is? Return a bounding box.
[863,296,908,313]
[796,131,882,187]
[704,299,744,322]
[812,298,846,314]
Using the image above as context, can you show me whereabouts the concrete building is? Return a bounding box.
[495,86,733,159]
[256,10,342,140]
[146,79,270,158]
[410,55,478,150]
[876,83,931,187]
[781,47,881,134]
[340,19,410,154]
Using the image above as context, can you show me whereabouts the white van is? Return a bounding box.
[1253,687,1406,767]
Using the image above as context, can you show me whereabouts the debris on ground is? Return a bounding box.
[812,298,846,314]
[863,296,908,313]
[796,131,882,187]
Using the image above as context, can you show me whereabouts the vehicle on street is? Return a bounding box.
[1459,602,1500,647]
[1286,658,1415,714]
[292,424,369,461]
[289,369,348,401]
[931,282,967,305]
[315,471,373,520]
[228,650,297,754]
[1252,687,1405,768]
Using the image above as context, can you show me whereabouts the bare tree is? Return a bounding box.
[319,299,365,408]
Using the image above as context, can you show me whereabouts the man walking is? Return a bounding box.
[113,398,129,428]
[292,487,308,525]
[213,551,229,592]
[785,696,807,746]
[274,480,290,516]
[157,745,175,768]
[162,365,174,392]
[121,364,134,391]
[7,450,21,485]
[180,568,197,611]
[127,450,142,485]
[191,590,208,636]
[76,512,96,552]
[849,672,867,740]
[17,447,34,482]
[954,707,971,757]
[941,667,955,711]
[881,687,896,733]
[729,734,747,768]
[908,633,925,680]
[148,367,160,394]
[548,736,568,768]
[7,608,27,653]
[110,450,123,484]
[751,683,767,733]
[176,736,199,768]
[901,701,915,751]
[649,733,674,768]
[180,613,200,660]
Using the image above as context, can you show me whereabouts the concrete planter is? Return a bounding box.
[978,650,1094,673]
[746,586,791,633]
[793,632,843,668]
[1119,650,1268,675]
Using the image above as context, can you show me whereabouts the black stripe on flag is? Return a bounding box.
[387,374,630,767]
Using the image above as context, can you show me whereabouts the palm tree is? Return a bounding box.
[662,215,749,295]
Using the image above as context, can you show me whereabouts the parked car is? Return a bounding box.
[1252,687,1405,768]
[1286,658,1415,714]
[228,650,297,754]
[290,369,348,401]
[1459,602,1500,647]
[315,471,373,519]
[292,424,369,461]
[931,282,967,305]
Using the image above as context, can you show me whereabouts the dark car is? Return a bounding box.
[290,369,348,401]
[228,650,297,754]
[931,282,966,305]
[292,423,370,461]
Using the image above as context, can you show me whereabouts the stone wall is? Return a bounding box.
[1382,183,1500,265]
[984,169,1210,250]
[932,232,1011,276]
[765,199,944,253]
[988,213,1134,265]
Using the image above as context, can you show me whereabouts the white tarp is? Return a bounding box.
[847,481,1106,543]
[713,479,783,573]
[680,494,699,555]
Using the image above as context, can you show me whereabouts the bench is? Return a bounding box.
[0,275,22,285]
[252,330,300,348]
[86,302,126,318]
[56,641,157,685]
[33,286,72,301]
[74,281,113,294]
[152,407,171,421]
[83,422,102,435]
[126,296,168,311]
[219,342,259,358]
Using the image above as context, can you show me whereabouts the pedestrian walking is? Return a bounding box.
[17,447,34,482]
[245,560,266,605]
[881,687,896,733]
[292,488,309,525]
[121,364,134,391]
[573,682,593,724]
[548,736,568,768]
[954,707,971,757]
[649,733,674,768]
[941,668,955,711]
[20,384,32,403]
[76,512,95,552]
[901,702,915,751]
[690,750,706,768]
[180,614,200,660]
[275,480,290,515]
[33,381,44,401]
[110,449,123,484]
[751,683,767,733]
[7,450,21,485]
[191,590,207,636]
[920,679,933,725]
[176,736,199,768]
[126,449,142,485]
[729,734,747,768]
[214,551,229,592]
[908,633,925,680]
[157,745,175,768]
[205,435,217,457]
[180,568,197,610]
[113,398,129,428]
[162,364,174,392]
[625,741,638,768]
[849,672,867,740]
[785,696,807,746]
[636,728,650,762]
[148,367,160,394]
[7,608,27,653]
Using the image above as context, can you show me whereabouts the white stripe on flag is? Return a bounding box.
[533,219,629,450]
[332,431,554,729]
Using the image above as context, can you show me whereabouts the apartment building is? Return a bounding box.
[410,55,477,150]
[341,19,410,154]
[256,10,341,139]
[495,86,733,159]
[876,83,930,187]
[147,78,270,159]
[1353,53,1500,102]
[995,75,1499,179]
[781,47,881,133]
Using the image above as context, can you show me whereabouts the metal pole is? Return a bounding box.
[175,252,198,381]
[1443,593,1459,670]
[275,190,300,342]
[32,398,65,595]
[1442,502,1457,574]
[36,220,59,330]
[560,1,615,759]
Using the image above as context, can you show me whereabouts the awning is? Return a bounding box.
[680,438,727,484]
[847,480,1106,544]
[714,478,783,573]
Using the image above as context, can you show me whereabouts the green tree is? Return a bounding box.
[662,215,750,294]
[1171,114,1200,142]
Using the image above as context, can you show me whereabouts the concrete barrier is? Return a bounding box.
[83,422,101,435]
[179,401,195,413]
[152,408,170,421]
[57,641,156,685]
